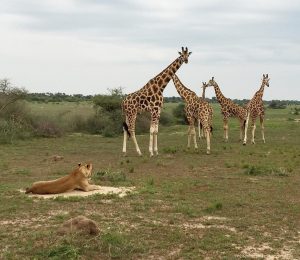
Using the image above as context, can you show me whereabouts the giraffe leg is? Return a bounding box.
[243,112,250,145]
[198,120,201,140]
[206,129,211,154]
[132,132,142,156]
[251,118,257,144]
[125,115,142,156]
[122,129,127,156]
[198,120,204,140]
[149,123,155,157]
[260,116,265,143]
[203,122,211,154]
[153,123,159,156]
[223,118,229,142]
[185,113,195,149]
[239,120,245,142]
[191,125,198,149]
[187,125,192,149]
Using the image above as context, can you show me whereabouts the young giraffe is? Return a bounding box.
[198,81,209,139]
[243,74,270,145]
[206,77,247,142]
[122,47,192,157]
[172,74,213,154]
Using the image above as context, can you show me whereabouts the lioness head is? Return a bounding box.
[77,163,93,178]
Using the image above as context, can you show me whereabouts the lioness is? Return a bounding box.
[25,163,101,194]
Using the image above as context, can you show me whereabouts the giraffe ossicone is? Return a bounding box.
[122,47,192,157]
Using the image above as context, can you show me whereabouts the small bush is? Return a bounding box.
[159,111,173,126]
[268,100,287,109]
[0,117,33,144]
[95,169,127,183]
[244,165,289,176]
[173,103,187,124]
[163,146,178,154]
[205,202,223,213]
[34,121,63,138]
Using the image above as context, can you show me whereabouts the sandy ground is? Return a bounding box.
[20,186,135,199]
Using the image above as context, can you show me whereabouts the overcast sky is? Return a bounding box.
[1,0,299,100]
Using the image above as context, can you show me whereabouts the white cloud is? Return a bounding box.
[0,0,299,99]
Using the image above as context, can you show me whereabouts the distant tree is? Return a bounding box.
[0,78,27,113]
[268,100,287,109]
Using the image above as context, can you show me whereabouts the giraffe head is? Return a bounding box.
[207,77,217,87]
[178,47,192,64]
[262,74,270,87]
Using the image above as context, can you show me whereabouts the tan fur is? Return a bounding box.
[25,163,101,194]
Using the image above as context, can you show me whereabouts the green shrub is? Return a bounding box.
[34,121,63,138]
[268,100,287,109]
[173,103,187,124]
[95,169,127,183]
[0,117,33,144]
[243,165,289,176]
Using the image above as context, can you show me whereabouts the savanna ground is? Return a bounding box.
[0,102,299,259]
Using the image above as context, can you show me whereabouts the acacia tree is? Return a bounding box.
[0,78,27,113]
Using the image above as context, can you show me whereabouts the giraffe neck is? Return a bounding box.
[255,82,265,99]
[172,74,194,102]
[213,83,226,104]
[148,56,184,93]
[202,88,206,99]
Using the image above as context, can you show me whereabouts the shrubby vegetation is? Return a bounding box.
[0,79,32,143]
[1,77,299,143]
[268,100,287,109]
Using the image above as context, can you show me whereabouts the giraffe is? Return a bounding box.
[206,77,247,142]
[198,81,209,139]
[172,74,213,154]
[122,47,192,157]
[243,74,270,145]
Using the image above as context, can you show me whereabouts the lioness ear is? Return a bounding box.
[78,163,81,167]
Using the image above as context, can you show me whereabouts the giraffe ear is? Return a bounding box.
[188,52,192,55]
[178,52,182,55]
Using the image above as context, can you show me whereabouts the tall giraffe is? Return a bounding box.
[243,74,270,145]
[122,47,192,157]
[172,74,213,154]
[206,77,247,142]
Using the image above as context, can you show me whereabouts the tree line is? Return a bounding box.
[1,78,299,144]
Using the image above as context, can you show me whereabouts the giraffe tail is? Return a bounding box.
[122,122,131,138]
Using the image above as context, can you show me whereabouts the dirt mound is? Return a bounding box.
[58,216,99,236]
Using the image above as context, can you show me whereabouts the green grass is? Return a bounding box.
[0,103,299,259]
